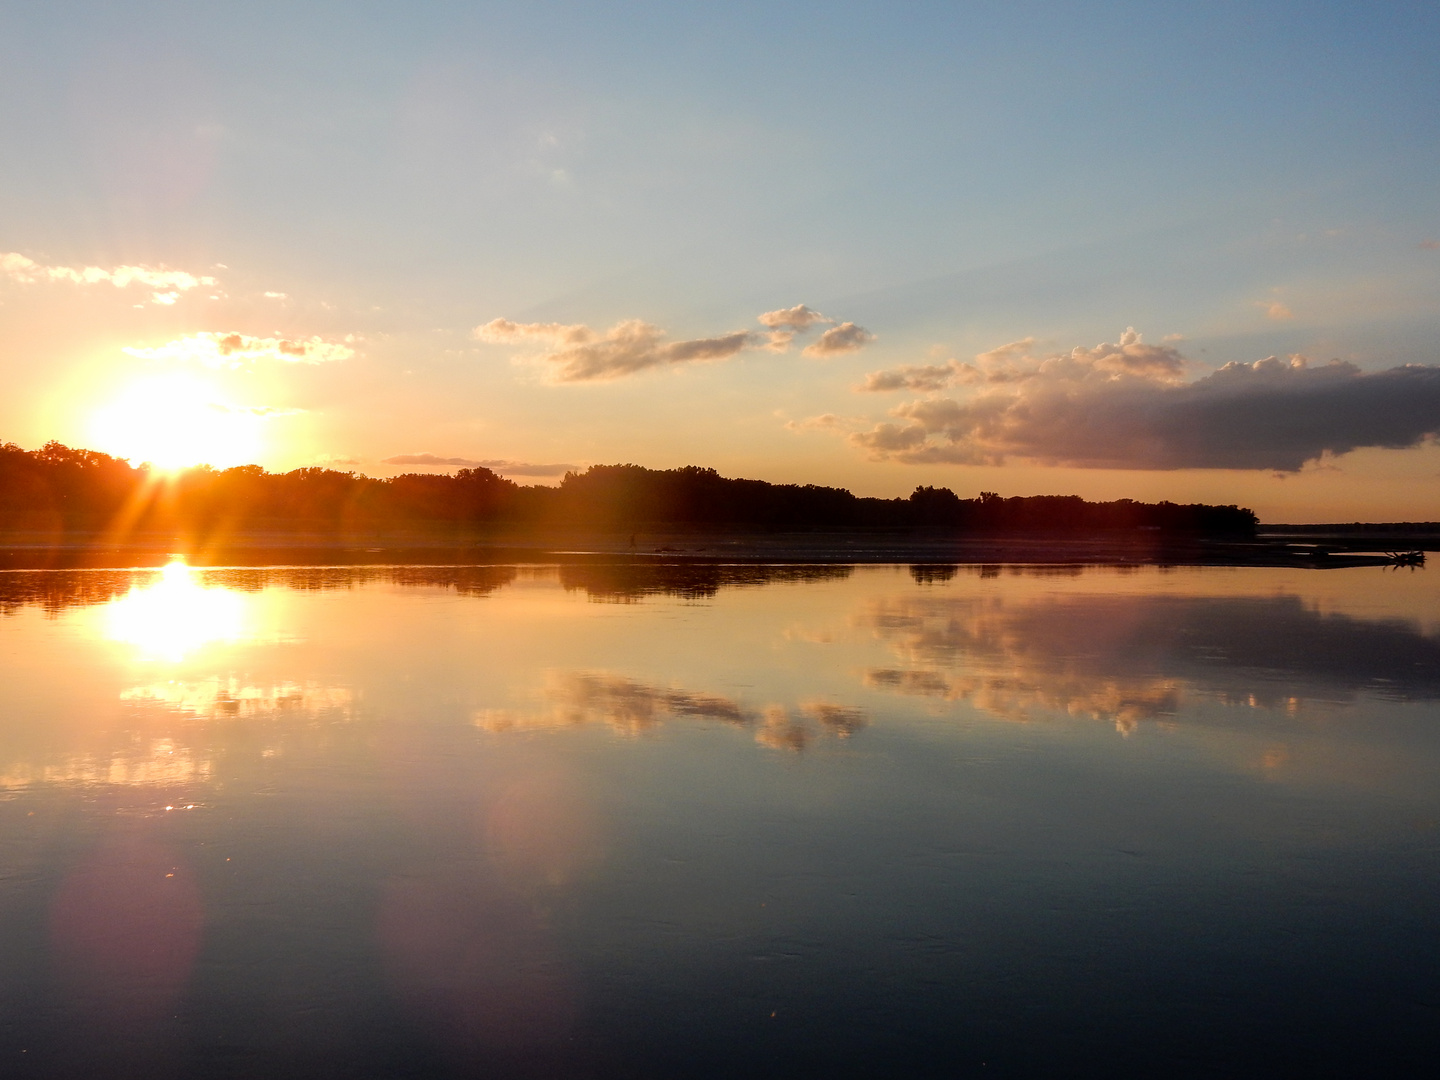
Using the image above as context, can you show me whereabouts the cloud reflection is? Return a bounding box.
[0,679,353,792]
[478,672,867,751]
[119,678,353,720]
[0,740,213,789]
[859,590,1440,731]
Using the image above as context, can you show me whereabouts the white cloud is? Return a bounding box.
[784,413,861,431]
[848,328,1440,471]
[476,304,874,380]
[758,304,832,331]
[760,329,795,352]
[123,332,354,368]
[859,361,965,392]
[1,252,218,304]
[474,318,596,346]
[803,321,876,357]
[476,317,759,381]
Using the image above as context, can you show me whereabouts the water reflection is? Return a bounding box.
[477,672,866,751]
[0,562,850,613]
[0,563,1438,1075]
[104,560,247,661]
[557,562,851,601]
[0,740,213,789]
[119,679,353,721]
[49,833,204,1027]
[0,569,137,615]
[858,590,1440,731]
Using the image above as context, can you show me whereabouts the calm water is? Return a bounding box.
[1,562,1438,1077]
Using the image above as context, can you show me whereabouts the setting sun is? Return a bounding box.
[88,374,267,471]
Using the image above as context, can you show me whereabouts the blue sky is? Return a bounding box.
[2,1,1438,519]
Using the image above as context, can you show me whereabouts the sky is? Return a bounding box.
[1,0,1438,522]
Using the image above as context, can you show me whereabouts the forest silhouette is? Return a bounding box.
[0,441,1257,538]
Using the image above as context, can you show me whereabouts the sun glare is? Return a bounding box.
[104,559,248,662]
[89,374,266,471]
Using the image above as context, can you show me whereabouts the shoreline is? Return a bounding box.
[1,527,1432,571]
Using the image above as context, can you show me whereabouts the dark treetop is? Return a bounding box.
[0,442,1258,537]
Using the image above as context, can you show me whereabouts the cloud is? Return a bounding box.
[123,332,354,368]
[848,328,1440,471]
[784,413,860,431]
[803,321,876,357]
[1,252,217,305]
[758,304,832,330]
[478,304,873,380]
[478,459,577,477]
[860,361,965,392]
[859,338,1046,392]
[383,453,577,476]
[1258,298,1294,320]
[384,453,484,467]
[1420,240,1439,250]
[476,317,759,381]
[761,329,795,352]
[786,413,843,431]
[474,319,595,346]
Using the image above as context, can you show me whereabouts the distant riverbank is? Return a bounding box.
[0,526,1431,571]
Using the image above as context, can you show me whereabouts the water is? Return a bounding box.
[1,562,1437,1077]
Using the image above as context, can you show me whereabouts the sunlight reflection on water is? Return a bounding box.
[0,563,1437,1076]
[102,558,248,661]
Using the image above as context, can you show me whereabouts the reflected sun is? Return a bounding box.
[89,374,265,471]
[105,560,247,661]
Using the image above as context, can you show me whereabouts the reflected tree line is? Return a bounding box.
[2,441,1257,536]
[0,563,855,614]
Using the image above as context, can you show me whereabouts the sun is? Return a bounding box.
[89,373,266,471]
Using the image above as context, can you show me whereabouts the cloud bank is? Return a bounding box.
[2,252,217,304]
[850,329,1440,471]
[383,453,577,476]
[124,332,354,368]
[476,305,872,382]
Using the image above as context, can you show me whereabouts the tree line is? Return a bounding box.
[0,441,1258,536]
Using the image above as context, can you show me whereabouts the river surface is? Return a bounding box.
[1,562,1437,1077]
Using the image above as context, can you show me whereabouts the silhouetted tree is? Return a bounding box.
[0,441,1258,538]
